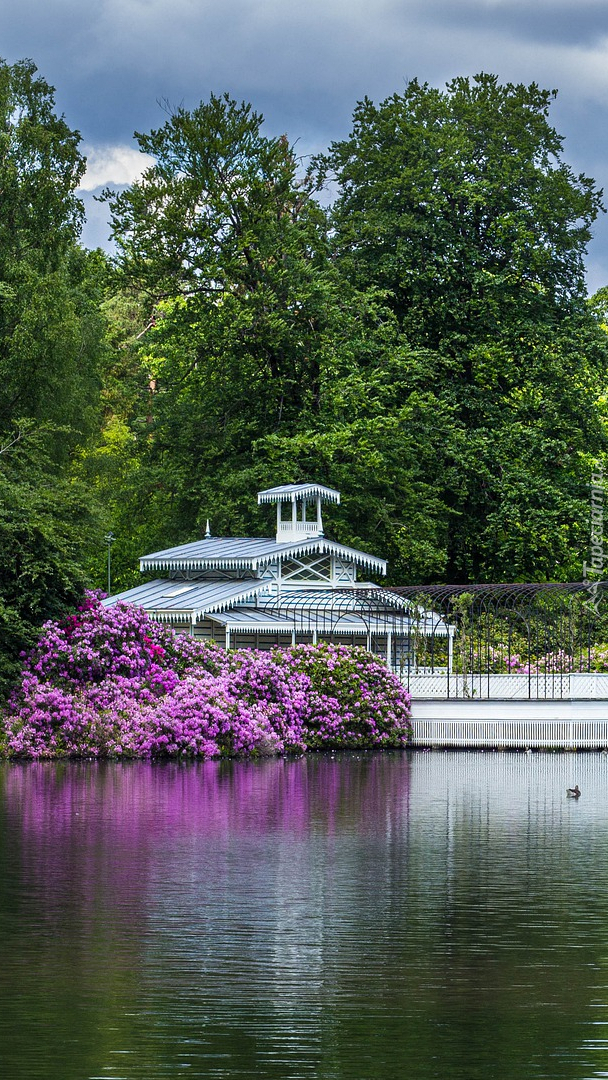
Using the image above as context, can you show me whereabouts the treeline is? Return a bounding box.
[1,59,607,690]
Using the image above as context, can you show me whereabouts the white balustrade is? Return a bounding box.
[405,672,608,700]
[277,520,321,533]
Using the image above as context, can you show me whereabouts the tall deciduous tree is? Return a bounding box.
[319,75,608,580]
[0,58,104,457]
[105,94,336,427]
[0,59,106,690]
[322,74,604,347]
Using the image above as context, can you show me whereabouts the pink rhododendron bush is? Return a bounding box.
[0,596,412,759]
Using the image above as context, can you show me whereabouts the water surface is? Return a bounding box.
[2,752,608,1079]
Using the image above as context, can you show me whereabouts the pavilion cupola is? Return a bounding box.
[257,483,340,544]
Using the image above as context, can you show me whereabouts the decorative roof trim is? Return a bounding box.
[140,538,386,575]
[145,611,192,624]
[192,582,264,617]
[257,483,340,505]
[289,539,385,573]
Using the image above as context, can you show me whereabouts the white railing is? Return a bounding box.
[277,521,320,533]
[405,672,608,700]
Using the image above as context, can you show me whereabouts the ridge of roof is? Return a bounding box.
[139,535,386,574]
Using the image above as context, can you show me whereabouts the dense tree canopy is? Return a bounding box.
[0,60,104,453]
[0,58,106,688]
[105,96,340,423]
[314,75,608,579]
[322,74,604,347]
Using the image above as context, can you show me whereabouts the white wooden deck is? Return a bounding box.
[409,697,608,749]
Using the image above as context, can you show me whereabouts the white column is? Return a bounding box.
[292,495,297,530]
[387,632,393,671]
[316,495,323,534]
[448,631,453,674]
[226,627,231,651]
[276,501,281,538]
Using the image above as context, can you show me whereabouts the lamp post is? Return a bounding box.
[105,533,115,596]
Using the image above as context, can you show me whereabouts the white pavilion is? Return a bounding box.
[103,482,449,674]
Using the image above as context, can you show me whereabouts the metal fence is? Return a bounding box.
[391,582,608,700]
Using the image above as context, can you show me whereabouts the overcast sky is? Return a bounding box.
[2,0,608,290]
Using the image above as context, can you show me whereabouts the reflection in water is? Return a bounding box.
[2,753,608,1078]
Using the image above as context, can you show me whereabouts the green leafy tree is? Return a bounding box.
[0,59,107,689]
[319,74,608,580]
[0,424,100,696]
[0,58,105,458]
[322,73,603,347]
[104,94,336,427]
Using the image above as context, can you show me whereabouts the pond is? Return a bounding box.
[1,751,608,1079]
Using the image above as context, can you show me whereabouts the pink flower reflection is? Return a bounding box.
[1,756,412,917]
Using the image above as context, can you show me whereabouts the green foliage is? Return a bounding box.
[103,94,336,429]
[322,74,603,346]
[0,59,107,689]
[316,75,608,580]
[0,424,100,696]
[0,58,85,268]
[0,59,105,458]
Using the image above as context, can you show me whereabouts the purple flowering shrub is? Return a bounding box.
[280,643,412,749]
[0,596,412,759]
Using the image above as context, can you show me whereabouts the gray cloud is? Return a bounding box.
[410,0,608,49]
[5,0,608,138]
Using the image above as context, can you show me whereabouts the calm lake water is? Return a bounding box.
[2,752,608,1079]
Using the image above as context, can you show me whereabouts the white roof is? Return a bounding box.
[101,578,266,620]
[257,483,340,505]
[139,535,386,575]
